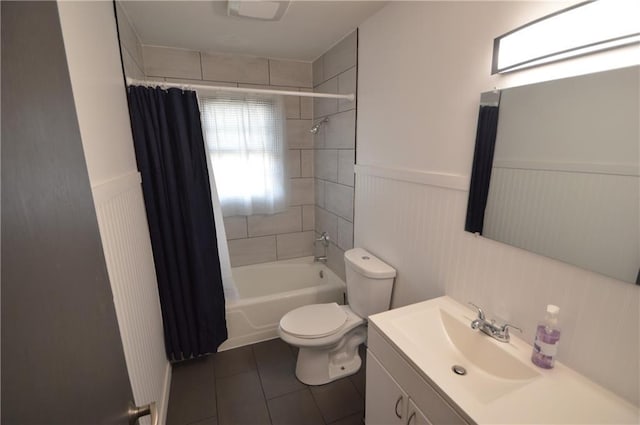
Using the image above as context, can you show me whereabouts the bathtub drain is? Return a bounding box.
[319,270,324,278]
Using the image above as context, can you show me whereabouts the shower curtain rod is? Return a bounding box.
[126,78,355,102]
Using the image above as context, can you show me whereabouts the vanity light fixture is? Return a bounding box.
[492,0,640,74]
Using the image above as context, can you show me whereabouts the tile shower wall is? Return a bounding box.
[312,31,358,280]
[115,2,145,79]
[139,45,315,267]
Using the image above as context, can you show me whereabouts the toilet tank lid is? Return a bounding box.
[344,248,396,279]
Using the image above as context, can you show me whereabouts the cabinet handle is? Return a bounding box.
[395,395,403,419]
[407,411,416,425]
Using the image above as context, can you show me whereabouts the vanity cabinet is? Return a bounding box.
[365,326,469,425]
[366,352,430,425]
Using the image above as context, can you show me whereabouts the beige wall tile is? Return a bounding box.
[337,217,354,250]
[325,182,354,221]
[224,216,248,240]
[288,150,301,178]
[247,207,302,237]
[239,84,300,118]
[287,120,313,148]
[327,241,346,281]
[289,178,314,205]
[122,47,145,79]
[313,56,324,86]
[313,129,325,150]
[325,110,356,149]
[313,77,338,118]
[228,236,276,266]
[337,149,355,187]
[338,67,357,112]
[201,52,268,84]
[301,150,314,177]
[143,46,202,79]
[269,59,312,88]
[276,231,314,260]
[323,31,357,80]
[165,78,237,88]
[300,88,313,120]
[302,205,315,231]
[315,179,325,207]
[315,149,338,182]
[314,207,338,242]
[115,3,144,72]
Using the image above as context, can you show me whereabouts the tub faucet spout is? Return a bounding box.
[314,255,327,263]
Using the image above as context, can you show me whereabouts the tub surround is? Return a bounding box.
[356,1,639,405]
[312,30,358,281]
[125,41,317,267]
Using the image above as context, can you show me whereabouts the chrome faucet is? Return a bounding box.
[468,302,522,343]
[314,232,329,263]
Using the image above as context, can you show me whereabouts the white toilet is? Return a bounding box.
[278,248,396,385]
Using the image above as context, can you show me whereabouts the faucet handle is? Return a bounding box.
[500,323,522,336]
[468,302,485,320]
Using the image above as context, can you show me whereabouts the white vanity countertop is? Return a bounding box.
[369,296,639,424]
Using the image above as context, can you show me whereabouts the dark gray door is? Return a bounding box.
[2,2,136,423]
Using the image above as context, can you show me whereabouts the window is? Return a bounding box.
[200,93,288,217]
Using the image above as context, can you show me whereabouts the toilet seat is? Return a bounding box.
[280,303,347,339]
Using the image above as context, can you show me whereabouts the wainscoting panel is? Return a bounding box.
[93,172,170,425]
[354,168,639,405]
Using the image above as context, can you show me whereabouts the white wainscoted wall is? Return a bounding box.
[58,2,170,423]
[356,1,639,406]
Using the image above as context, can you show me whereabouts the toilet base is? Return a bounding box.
[294,326,367,385]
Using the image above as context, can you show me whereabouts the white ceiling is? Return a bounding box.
[119,1,388,61]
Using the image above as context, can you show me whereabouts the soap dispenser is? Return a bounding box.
[531,304,561,369]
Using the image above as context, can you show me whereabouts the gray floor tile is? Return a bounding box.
[310,378,364,424]
[253,338,296,367]
[258,356,307,399]
[328,412,364,425]
[267,389,324,425]
[167,356,217,425]
[254,338,306,399]
[187,417,218,425]
[349,365,366,398]
[213,345,256,378]
[216,370,271,425]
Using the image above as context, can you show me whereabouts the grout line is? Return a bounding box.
[252,345,275,425]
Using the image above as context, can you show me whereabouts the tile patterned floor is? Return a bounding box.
[166,338,366,425]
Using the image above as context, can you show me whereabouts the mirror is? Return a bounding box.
[466,66,639,284]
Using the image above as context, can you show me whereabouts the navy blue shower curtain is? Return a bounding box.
[465,105,500,235]
[127,86,227,361]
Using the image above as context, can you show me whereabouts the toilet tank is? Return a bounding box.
[344,248,396,318]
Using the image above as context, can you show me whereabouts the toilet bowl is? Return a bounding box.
[278,248,396,385]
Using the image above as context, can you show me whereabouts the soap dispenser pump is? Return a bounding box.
[531,304,561,369]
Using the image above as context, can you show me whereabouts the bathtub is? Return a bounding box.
[219,256,346,351]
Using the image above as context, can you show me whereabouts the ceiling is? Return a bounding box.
[119,1,388,61]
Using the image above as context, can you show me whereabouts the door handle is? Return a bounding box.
[128,401,158,425]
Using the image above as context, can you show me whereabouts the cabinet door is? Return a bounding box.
[408,399,432,425]
[366,350,408,425]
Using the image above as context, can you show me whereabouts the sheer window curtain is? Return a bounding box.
[200,93,288,217]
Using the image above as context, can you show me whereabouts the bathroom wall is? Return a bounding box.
[312,31,358,280]
[356,1,639,405]
[58,2,170,423]
[138,44,315,267]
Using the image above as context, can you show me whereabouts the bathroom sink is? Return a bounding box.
[386,299,540,403]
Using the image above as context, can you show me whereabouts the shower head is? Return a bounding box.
[309,117,329,134]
